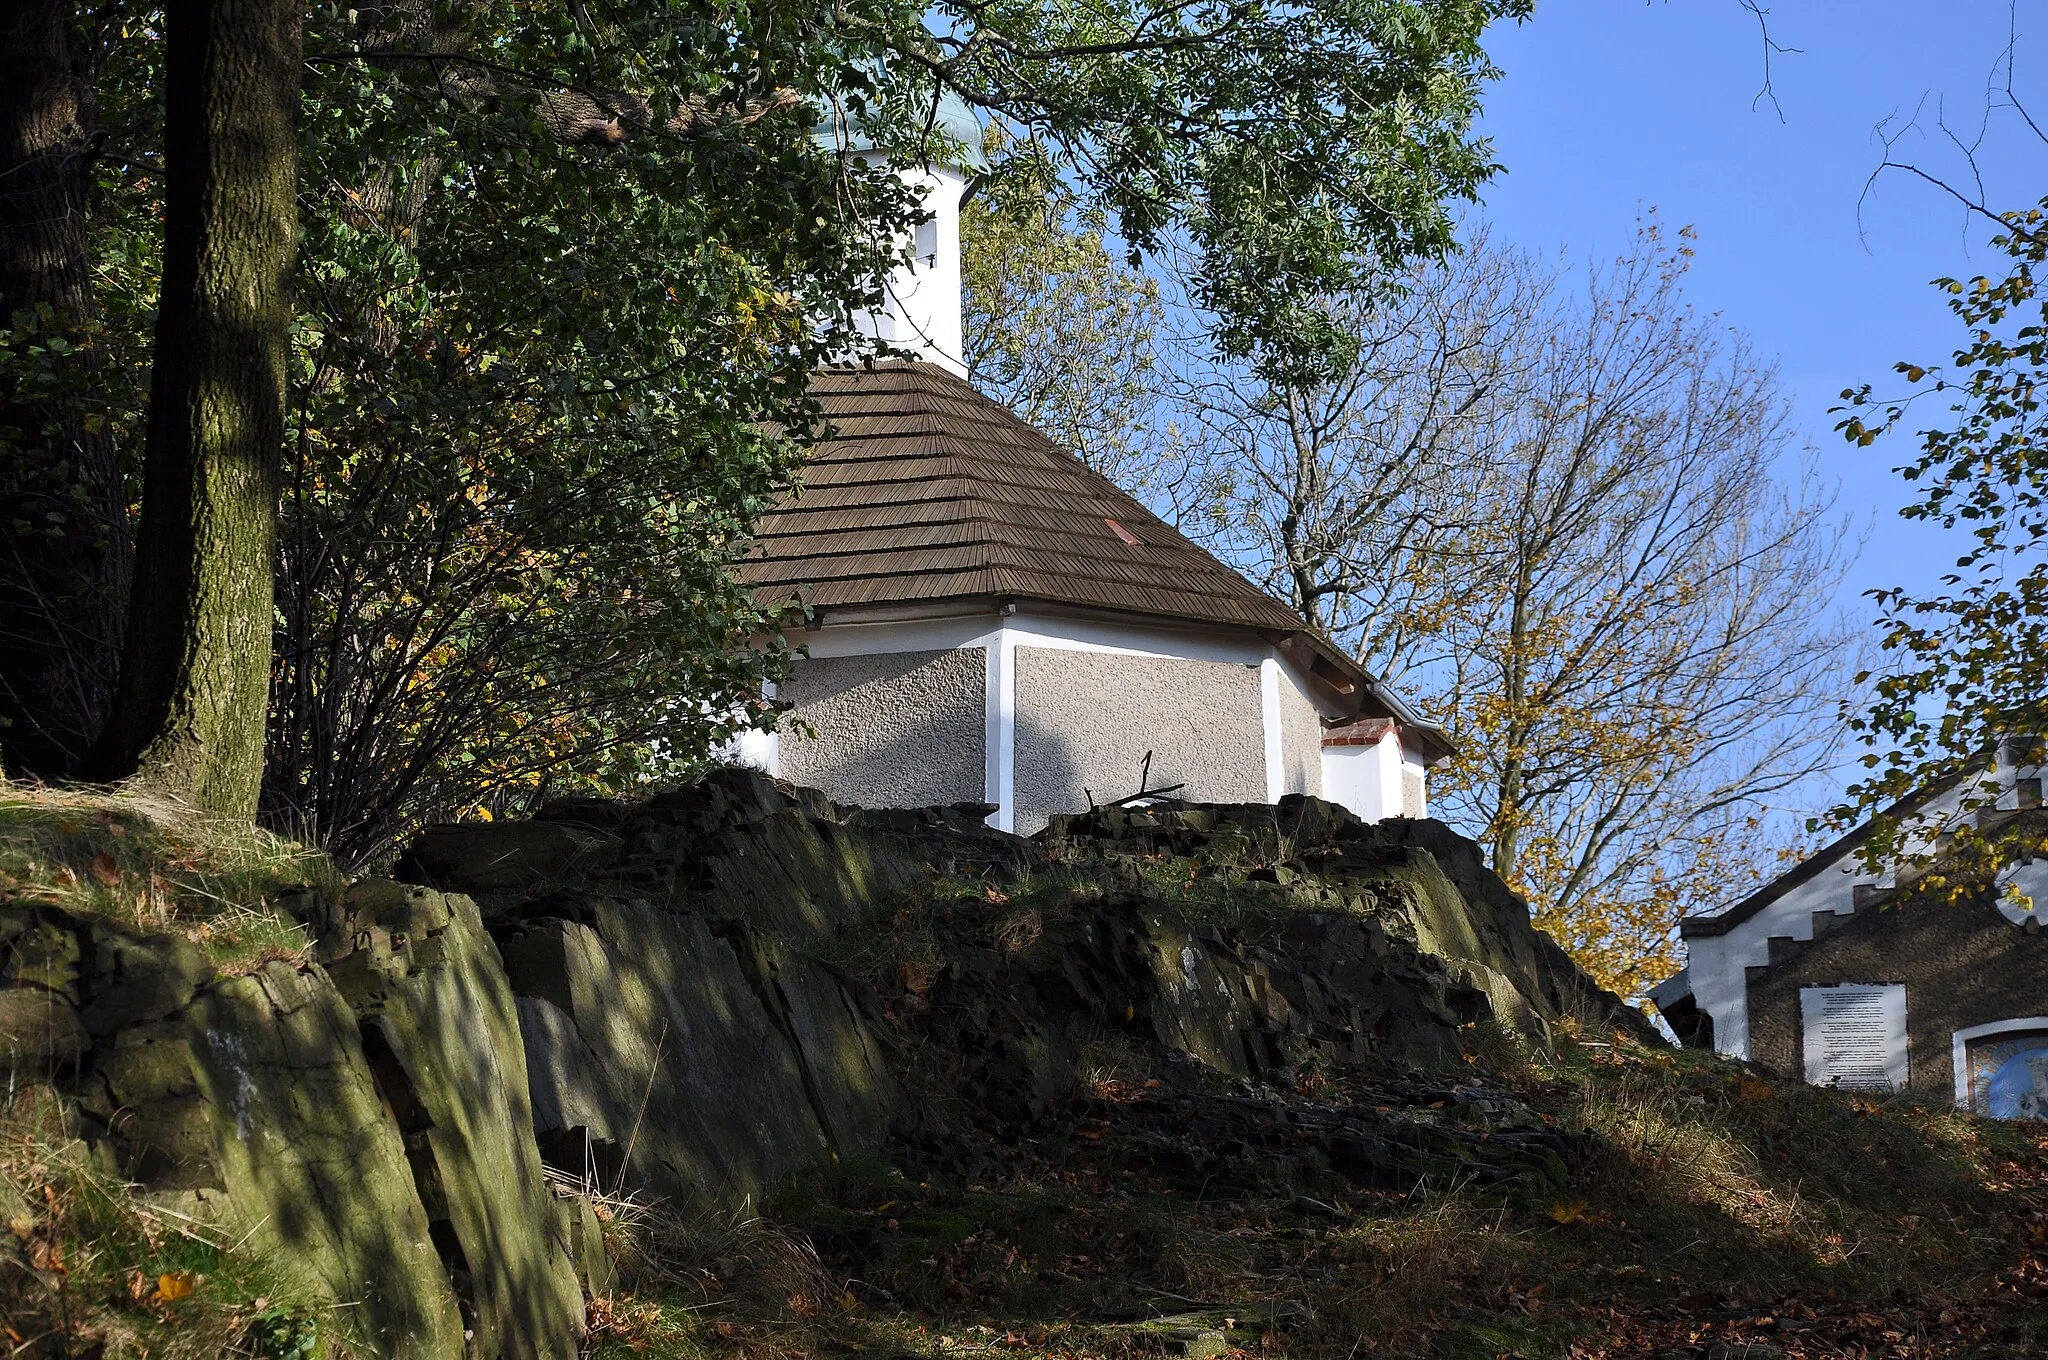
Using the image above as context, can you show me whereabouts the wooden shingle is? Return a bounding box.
[741,362,1305,634]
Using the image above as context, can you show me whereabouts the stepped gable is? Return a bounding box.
[741,360,1304,633]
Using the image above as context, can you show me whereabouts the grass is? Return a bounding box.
[8,789,2045,1358]
[0,1084,322,1358]
[580,1019,2048,1360]
[605,851,2048,1358]
[0,784,337,972]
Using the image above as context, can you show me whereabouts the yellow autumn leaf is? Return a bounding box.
[153,1271,196,1303]
[1548,1198,1587,1224]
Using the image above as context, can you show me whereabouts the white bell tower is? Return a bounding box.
[852,158,971,376]
[819,94,985,378]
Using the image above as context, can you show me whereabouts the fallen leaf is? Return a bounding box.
[1549,1198,1588,1224]
[152,1271,196,1303]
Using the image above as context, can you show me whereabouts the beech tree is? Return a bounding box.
[87,0,302,818]
[0,0,129,778]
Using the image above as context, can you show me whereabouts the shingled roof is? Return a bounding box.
[740,361,1453,760]
[740,361,1306,633]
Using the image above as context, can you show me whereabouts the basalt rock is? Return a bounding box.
[320,879,585,1360]
[400,770,1043,943]
[881,892,1493,1131]
[389,775,1645,1213]
[1042,797,1655,1044]
[0,889,584,1359]
[0,773,1656,1357]
[493,896,896,1208]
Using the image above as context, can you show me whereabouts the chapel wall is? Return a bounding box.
[778,648,987,808]
[1012,647,1266,834]
[1276,668,1325,799]
[1744,893,2048,1098]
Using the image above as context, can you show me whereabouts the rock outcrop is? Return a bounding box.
[495,897,896,1207]
[0,887,583,1359]
[2,770,1651,1358]
[322,881,585,1359]
[392,773,1646,1210]
[1041,798,1653,1045]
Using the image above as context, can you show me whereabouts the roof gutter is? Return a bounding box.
[1274,628,1455,766]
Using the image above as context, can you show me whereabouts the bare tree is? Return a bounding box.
[1162,227,1535,690]
[1166,222,1857,998]
[963,129,1167,485]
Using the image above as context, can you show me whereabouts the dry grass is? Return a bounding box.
[581,1020,2048,1360]
[0,1085,319,1359]
[0,784,336,970]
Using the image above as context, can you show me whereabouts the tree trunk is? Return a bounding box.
[93,0,300,818]
[0,0,129,779]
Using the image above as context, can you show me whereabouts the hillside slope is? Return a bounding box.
[3,777,2046,1359]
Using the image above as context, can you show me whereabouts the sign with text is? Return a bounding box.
[1800,983,1908,1092]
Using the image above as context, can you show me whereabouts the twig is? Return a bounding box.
[226,1213,273,1255]
[615,1017,670,1198]
[1738,0,1802,122]
[1108,783,1186,809]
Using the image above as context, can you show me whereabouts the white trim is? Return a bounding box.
[1994,859,2048,925]
[788,607,1341,828]
[1001,611,1270,666]
[1686,766,2025,1062]
[1951,1017,2048,1106]
[1260,659,1284,802]
[798,609,1268,664]
[985,627,1017,831]
[799,614,1002,659]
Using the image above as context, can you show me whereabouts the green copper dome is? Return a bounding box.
[815,85,986,171]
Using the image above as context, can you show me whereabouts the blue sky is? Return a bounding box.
[1475,0,2048,626]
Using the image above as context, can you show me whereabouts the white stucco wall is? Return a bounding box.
[777,647,987,808]
[1322,731,1404,822]
[1012,647,1267,833]
[1402,756,1428,819]
[763,607,1341,831]
[1276,667,1325,799]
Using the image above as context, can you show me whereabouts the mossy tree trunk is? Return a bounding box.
[94,0,300,818]
[0,0,129,779]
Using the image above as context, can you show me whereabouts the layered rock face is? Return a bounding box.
[1,885,581,1359]
[1040,800,1648,1051]
[1,773,1645,1357]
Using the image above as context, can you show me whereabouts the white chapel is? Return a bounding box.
[734,99,1449,834]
